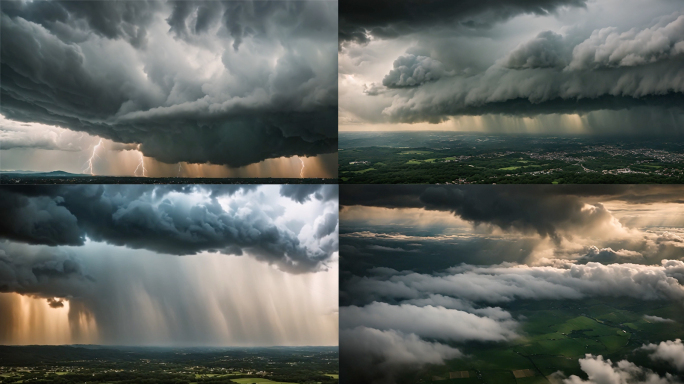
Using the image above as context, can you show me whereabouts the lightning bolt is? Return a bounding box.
[134,146,147,177]
[177,163,182,177]
[299,156,305,178]
[83,138,104,175]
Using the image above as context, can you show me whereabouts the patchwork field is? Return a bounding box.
[403,298,684,384]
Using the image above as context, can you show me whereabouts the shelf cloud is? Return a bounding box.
[1,0,337,167]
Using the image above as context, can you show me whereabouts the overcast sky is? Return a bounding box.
[0,0,338,177]
[0,185,339,346]
[339,185,684,383]
[339,0,684,135]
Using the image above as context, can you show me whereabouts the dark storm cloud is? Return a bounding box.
[0,185,337,274]
[0,0,337,168]
[339,0,588,45]
[342,185,684,242]
[377,13,684,126]
[344,185,594,241]
[382,55,451,88]
[1,0,159,47]
[0,241,92,297]
[0,189,83,246]
[280,185,338,203]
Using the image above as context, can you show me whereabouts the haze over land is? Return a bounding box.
[339,185,684,383]
[339,0,684,135]
[0,0,338,178]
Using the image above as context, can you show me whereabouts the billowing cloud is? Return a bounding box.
[341,302,518,342]
[554,354,681,384]
[339,0,684,135]
[346,261,684,305]
[343,185,630,242]
[577,246,645,264]
[0,185,338,273]
[1,0,337,167]
[0,241,92,297]
[280,184,338,204]
[382,55,450,88]
[641,339,684,371]
[568,14,684,70]
[505,31,570,69]
[340,327,461,384]
[380,12,684,124]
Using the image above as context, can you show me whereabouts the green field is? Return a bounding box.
[407,298,684,384]
[339,133,684,184]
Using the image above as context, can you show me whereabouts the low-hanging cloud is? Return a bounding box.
[379,13,684,126]
[0,185,339,273]
[340,326,462,384]
[1,0,337,167]
[343,185,632,243]
[553,354,681,384]
[505,31,570,69]
[641,339,684,372]
[346,261,684,305]
[0,241,93,298]
[341,302,518,342]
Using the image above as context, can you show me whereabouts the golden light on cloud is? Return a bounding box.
[341,206,471,229]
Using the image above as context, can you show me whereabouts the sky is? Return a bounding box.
[339,185,684,383]
[0,0,338,178]
[339,0,684,135]
[0,184,339,346]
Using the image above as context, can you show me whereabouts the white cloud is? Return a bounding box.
[555,354,680,384]
[641,339,684,371]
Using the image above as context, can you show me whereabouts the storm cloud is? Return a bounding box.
[339,0,684,135]
[0,241,92,297]
[342,185,643,242]
[0,185,339,274]
[1,0,337,167]
[339,0,588,45]
[382,55,451,88]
